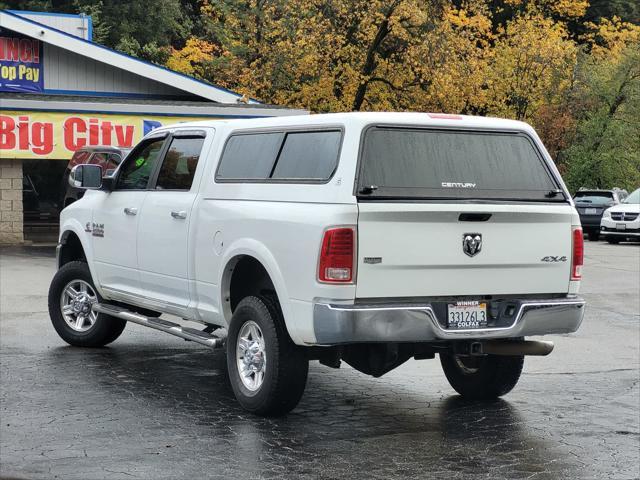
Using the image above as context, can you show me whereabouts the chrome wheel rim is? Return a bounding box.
[236,320,266,392]
[60,279,98,332]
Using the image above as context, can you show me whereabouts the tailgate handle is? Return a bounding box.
[459,213,492,222]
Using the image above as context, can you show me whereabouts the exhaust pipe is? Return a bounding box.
[474,340,554,356]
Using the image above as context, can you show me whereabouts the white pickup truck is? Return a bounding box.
[49,112,585,416]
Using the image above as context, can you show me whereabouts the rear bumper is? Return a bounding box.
[312,297,585,345]
[578,215,602,228]
[600,226,640,238]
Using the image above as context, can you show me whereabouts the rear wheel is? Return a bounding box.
[440,353,524,400]
[226,295,308,416]
[48,261,126,347]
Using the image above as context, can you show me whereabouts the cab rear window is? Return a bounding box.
[358,128,562,201]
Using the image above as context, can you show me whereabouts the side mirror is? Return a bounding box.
[68,164,102,189]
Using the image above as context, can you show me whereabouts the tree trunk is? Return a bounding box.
[352,5,397,111]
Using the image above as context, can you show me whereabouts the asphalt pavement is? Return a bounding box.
[0,241,638,480]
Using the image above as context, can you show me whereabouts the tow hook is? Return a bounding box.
[470,342,484,355]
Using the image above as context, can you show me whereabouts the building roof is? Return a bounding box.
[7,9,93,40]
[0,92,306,118]
[0,10,255,104]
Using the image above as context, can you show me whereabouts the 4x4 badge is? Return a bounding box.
[463,233,482,257]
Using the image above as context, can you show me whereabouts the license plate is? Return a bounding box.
[616,223,626,230]
[585,208,597,215]
[447,302,487,329]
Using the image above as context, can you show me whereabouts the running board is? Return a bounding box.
[93,303,224,349]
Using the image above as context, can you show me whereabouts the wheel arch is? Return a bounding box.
[219,240,296,342]
[58,229,86,267]
[57,221,103,297]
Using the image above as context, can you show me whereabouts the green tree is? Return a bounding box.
[586,0,640,26]
[72,0,109,44]
[0,0,195,63]
[563,43,640,192]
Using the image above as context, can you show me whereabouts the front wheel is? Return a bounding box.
[440,353,524,400]
[607,237,621,244]
[48,261,126,347]
[227,296,308,416]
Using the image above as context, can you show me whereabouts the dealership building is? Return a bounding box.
[0,9,305,244]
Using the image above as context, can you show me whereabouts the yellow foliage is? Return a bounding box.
[584,16,640,60]
[166,38,216,77]
[546,0,588,18]
[486,12,577,119]
[501,0,588,18]
[168,0,635,147]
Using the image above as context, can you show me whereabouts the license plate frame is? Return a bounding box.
[585,208,597,215]
[616,223,626,231]
[447,302,488,330]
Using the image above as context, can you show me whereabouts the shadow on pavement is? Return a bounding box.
[23,343,577,479]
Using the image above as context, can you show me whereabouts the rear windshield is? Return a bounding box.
[624,189,639,204]
[574,191,614,205]
[358,128,562,201]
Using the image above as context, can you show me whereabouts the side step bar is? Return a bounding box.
[93,303,225,349]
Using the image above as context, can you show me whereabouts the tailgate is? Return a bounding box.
[356,203,574,298]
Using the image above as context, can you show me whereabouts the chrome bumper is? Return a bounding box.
[601,230,640,237]
[313,297,585,345]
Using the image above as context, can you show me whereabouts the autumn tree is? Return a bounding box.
[563,42,640,192]
[16,0,638,190]
[186,0,447,112]
[484,10,577,121]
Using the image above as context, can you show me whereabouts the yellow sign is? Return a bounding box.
[0,110,221,160]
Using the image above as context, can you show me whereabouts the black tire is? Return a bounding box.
[48,261,126,347]
[226,295,308,416]
[440,353,524,400]
[607,237,620,244]
[588,231,600,241]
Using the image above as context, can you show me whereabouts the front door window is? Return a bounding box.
[116,139,165,190]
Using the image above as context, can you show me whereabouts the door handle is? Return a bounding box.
[123,207,138,216]
[171,210,187,220]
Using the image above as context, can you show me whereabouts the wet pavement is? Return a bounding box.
[1,242,638,480]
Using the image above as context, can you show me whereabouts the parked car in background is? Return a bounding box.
[60,147,130,209]
[600,188,640,244]
[573,188,627,241]
[23,174,58,225]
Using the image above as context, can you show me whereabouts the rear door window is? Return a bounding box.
[70,150,91,168]
[107,153,122,168]
[358,128,561,201]
[154,137,205,190]
[88,152,120,171]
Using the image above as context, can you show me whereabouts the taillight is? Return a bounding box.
[571,227,583,280]
[318,227,355,283]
